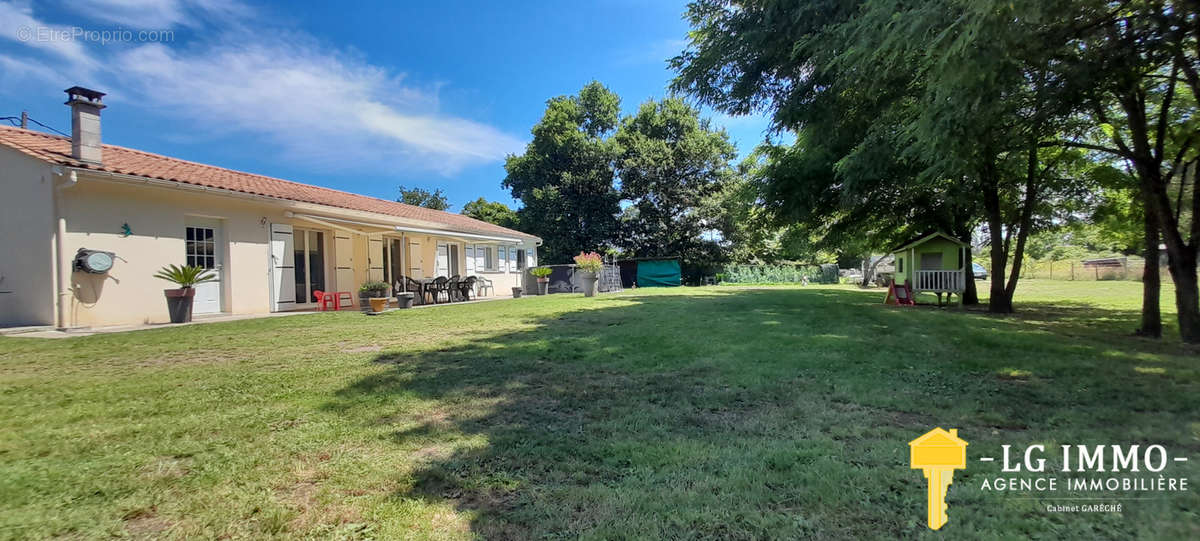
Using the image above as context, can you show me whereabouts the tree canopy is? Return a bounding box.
[503,82,623,263]
[461,198,520,230]
[614,97,736,279]
[671,0,1199,338]
[397,185,450,211]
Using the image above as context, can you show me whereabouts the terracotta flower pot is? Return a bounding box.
[369,297,388,313]
[163,287,196,323]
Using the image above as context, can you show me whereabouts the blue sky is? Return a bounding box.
[0,0,773,211]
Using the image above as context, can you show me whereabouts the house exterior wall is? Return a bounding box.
[0,148,56,326]
[1,160,540,327]
[59,176,286,326]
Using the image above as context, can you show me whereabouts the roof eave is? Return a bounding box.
[66,166,541,242]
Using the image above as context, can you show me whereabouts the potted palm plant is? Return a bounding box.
[154,264,217,323]
[573,251,603,297]
[531,266,552,295]
[359,280,390,313]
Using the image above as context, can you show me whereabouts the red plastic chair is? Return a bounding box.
[334,291,354,310]
[314,290,337,311]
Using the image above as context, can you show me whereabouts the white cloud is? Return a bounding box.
[0,1,96,69]
[0,0,523,174]
[111,38,523,172]
[64,0,251,29]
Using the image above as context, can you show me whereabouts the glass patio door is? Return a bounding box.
[292,228,326,304]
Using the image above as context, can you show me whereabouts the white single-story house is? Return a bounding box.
[0,87,541,329]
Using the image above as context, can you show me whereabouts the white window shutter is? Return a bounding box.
[269,224,295,312]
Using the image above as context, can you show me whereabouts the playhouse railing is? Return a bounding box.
[914,269,964,293]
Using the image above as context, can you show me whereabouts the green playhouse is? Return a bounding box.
[889,232,969,304]
[617,257,681,287]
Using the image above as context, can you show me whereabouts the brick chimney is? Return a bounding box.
[64,86,105,164]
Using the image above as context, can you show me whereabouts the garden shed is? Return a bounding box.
[891,232,969,297]
[616,257,682,288]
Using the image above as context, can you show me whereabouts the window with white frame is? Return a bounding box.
[516,249,526,270]
[483,246,497,271]
[498,246,507,272]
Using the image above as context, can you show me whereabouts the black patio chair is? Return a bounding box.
[430,276,450,304]
[447,275,462,302]
[459,276,477,301]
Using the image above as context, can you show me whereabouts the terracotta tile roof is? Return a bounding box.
[0,126,538,241]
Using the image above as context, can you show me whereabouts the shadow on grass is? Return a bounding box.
[323,288,1200,539]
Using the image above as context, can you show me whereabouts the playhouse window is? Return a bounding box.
[898,257,904,273]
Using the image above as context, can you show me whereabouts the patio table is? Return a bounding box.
[410,278,436,304]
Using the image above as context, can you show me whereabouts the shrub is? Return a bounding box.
[359,280,389,295]
[718,264,823,285]
[573,252,604,273]
[531,266,553,278]
[153,264,217,288]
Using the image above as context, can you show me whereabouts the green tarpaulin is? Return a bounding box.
[636,259,681,287]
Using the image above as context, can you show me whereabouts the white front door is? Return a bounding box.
[186,219,223,314]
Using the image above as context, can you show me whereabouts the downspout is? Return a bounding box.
[54,169,79,330]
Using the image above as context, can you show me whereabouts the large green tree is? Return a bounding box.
[672,0,1102,313]
[1049,0,1198,340]
[397,185,450,211]
[614,97,736,279]
[503,82,622,263]
[461,198,520,230]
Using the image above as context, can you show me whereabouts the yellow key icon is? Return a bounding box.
[909,428,968,530]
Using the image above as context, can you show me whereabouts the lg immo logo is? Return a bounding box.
[909,428,1192,531]
[909,428,968,530]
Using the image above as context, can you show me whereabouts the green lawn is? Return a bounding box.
[1,281,1197,539]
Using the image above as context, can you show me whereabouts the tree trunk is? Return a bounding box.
[962,249,979,305]
[1136,201,1162,338]
[861,255,885,288]
[1138,162,1200,342]
[1114,85,1200,342]
[1166,253,1200,342]
[981,156,1013,313]
[1001,142,1041,304]
[953,221,979,305]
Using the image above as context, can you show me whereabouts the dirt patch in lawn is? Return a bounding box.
[277,480,362,532]
[123,508,172,538]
